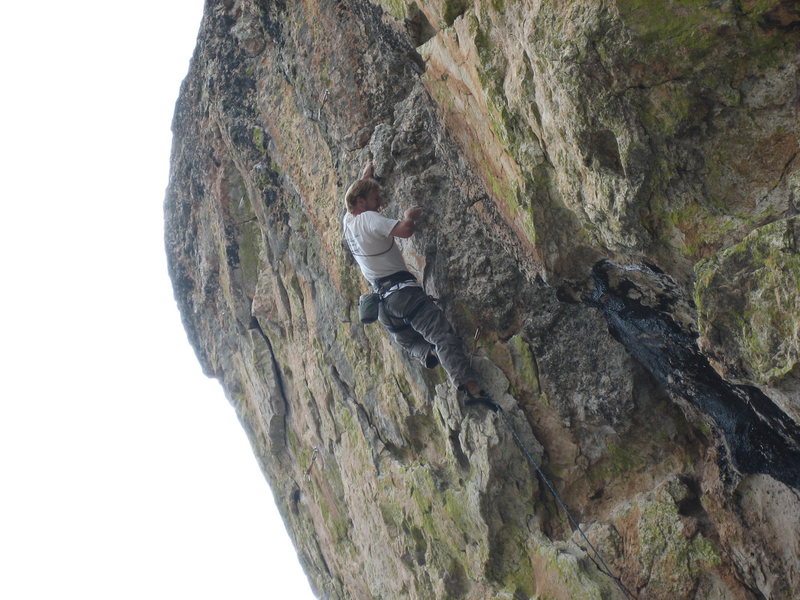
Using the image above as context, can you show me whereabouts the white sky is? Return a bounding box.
[1,2,316,598]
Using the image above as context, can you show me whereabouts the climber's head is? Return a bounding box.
[345,178,383,214]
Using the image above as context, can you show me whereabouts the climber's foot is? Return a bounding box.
[424,348,440,369]
[459,380,499,411]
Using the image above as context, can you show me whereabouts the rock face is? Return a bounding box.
[164,1,800,599]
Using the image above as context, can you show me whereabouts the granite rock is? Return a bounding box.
[165,1,800,598]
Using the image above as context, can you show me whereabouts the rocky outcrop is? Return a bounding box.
[165,1,800,598]
[695,216,800,422]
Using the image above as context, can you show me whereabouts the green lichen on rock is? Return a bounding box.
[608,0,799,261]
[635,490,721,596]
[252,126,268,154]
[615,0,728,62]
[616,0,792,77]
[468,13,512,145]
[694,216,800,384]
[640,81,693,138]
[234,213,262,290]
[508,334,541,396]
[484,513,539,599]
[374,0,410,20]
[402,464,486,585]
[592,441,645,485]
[443,0,470,26]
[467,12,542,246]
[531,535,617,600]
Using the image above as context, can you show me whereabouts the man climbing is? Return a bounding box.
[342,161,487,403]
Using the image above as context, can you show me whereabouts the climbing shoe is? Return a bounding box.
[424,348,440,369]
[465,393,499,412]
[458,382,499,411]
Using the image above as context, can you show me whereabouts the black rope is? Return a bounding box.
[482,401,637,600]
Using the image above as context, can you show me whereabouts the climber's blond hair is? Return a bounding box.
[344,178,381,214]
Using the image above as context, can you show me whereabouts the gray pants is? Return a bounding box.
[378,286,478,388]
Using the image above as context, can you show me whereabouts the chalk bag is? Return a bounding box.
[358,292,381,324]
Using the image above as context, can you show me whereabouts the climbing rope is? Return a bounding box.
[471,398,638,600]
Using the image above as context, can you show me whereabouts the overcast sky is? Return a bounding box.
[1,2,316,598]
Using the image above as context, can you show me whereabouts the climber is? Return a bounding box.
[342,160,488,403]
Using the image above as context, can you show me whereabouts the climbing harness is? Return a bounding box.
[378,291,428,334]
[358,270,431,328]
[469,396,638,600]
[357,281,429,326]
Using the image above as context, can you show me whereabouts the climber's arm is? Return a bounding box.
[390,206,422,239]
[360,161,374,180]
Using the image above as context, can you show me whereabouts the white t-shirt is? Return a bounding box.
[343,211,408,284]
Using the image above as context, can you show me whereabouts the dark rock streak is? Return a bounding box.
[589,260,800,490]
